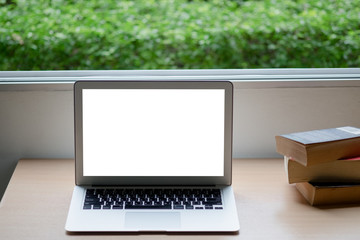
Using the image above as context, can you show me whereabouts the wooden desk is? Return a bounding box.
[1,159,359,240]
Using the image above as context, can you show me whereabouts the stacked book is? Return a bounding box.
[275,126,360,205]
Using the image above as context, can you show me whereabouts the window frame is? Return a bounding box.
[1,68,360,91]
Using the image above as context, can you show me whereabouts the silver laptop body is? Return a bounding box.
[65,80,239,232]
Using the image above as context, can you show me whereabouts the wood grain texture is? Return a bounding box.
[1,158,360,240]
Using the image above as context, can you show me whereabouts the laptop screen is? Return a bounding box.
[82,88,225,177]
[74,81,233,186]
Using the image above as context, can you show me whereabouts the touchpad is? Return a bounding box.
[125,212,181,230]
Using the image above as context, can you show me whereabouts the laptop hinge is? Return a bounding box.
[90,185,218,188]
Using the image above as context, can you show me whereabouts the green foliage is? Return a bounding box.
[1,0,360,70]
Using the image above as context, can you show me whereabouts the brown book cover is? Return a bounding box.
[276,126,360,166]
[295,182,360,205]
[285,156,360,184]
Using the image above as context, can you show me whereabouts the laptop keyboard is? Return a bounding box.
[83,188,223,210]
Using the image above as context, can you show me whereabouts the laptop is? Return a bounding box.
[65,80,239,232]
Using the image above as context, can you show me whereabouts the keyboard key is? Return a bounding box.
[125,204,171,209]
[204,197,222,205]
[112,205,123,209]
[174,205,184,209]
[84,198,100,203]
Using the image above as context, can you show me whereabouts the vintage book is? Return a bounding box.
[284,156,360,184]
[295,182,360,205]
[276,126,360,166]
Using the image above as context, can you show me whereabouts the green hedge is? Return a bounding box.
[1,0,360,70]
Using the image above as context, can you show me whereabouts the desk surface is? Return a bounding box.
[1,158,360,240]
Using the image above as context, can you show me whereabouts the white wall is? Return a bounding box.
[1,69,360,201]
[233,87,360,157]
[0,90,74,202]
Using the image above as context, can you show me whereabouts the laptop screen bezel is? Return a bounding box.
[74,80,233,186]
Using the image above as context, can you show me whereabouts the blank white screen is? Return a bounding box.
[82,89,225,176]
